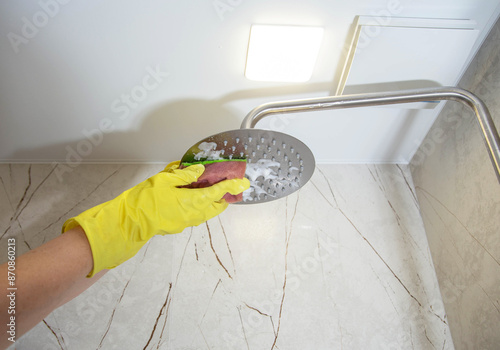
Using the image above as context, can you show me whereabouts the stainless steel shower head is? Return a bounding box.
[180,129,315,204]
[181,86,500,206]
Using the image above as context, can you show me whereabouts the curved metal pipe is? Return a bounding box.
[240,87,500,183]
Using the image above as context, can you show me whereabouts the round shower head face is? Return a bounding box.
[180,129,315,204]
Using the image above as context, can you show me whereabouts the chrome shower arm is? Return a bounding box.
[240,87,500,183]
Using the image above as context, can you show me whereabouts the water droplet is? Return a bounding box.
[261,137,265,143]
[248,137,253,142]
[282,143,286,148]
[284,155,288,161]
[231,146,236,152]
[244,144,248,150]
[296,153,300,159]
[235,137,240,143]
[291,147,294,153]
[223,140,228,146]
[277,150,281,155]
[272,139,276,145]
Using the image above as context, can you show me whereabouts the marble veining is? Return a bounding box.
[410,16,500,350]
[1,163,453,349]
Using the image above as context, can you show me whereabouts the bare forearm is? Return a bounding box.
[1,227,103,348]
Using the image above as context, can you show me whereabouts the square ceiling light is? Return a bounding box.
[245,25,324,82]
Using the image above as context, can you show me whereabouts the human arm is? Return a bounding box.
[0,226,106,349]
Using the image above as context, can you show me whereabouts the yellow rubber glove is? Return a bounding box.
[62,161,250,277]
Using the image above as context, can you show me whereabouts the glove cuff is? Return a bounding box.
[62,199,146,277]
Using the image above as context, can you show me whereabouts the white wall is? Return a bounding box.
[1,1,499,163]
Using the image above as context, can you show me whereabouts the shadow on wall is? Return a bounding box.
[7,78,445,171]
[8,98,241,164]
[6,81,335,165]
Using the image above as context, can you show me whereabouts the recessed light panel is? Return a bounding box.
[245,25,324,82]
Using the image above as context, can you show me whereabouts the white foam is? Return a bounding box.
[242,159,299,202]
[194,142,223,161]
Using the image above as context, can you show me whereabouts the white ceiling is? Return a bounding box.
[1,0,500,164]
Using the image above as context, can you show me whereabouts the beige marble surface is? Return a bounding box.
[1,163,452,349]
[410,17,500,350]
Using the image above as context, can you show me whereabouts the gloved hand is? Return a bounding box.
[62,161,250,277]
